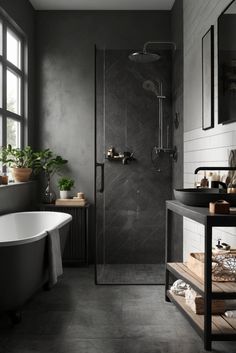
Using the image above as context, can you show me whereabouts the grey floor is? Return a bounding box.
[96,264,165,284]
[0,267,235,353]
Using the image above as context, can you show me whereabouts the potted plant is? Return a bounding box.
[0,145,38,182]
[58,177,74,199]
[35,148,67,203]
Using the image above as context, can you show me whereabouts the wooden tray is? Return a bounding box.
[55,198,86,206]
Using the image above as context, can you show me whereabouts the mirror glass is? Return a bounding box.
[218,0,236,124]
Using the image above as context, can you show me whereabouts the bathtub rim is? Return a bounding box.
[0,211,72,247]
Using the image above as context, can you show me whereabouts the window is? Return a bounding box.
[0,15,26,154]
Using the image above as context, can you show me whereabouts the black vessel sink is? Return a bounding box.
[174,188,236,207]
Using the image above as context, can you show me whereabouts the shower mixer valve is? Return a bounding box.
[106,147,135,165]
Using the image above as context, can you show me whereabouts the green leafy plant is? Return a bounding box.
[58,177,74,191]
[34,148,68,178]
[0,144,38,169]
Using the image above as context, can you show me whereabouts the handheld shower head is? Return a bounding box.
[142,80,159,96]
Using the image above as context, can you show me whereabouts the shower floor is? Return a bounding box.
[96,264,165,284]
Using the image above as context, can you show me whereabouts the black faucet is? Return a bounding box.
[194,166,236,189]
[194,166,236,174]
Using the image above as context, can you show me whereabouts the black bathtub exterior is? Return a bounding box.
[0,223,70,313]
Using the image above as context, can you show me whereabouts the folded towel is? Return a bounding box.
[47,228,63,287]
[225,310,236,318]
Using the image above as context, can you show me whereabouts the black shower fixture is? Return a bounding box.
[106,147,135,165]
[128,41,176,63]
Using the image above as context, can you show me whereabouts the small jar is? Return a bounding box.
[2,174,8,185]
[227,187,236,194]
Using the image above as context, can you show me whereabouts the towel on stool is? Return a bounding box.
[47,228,63,287]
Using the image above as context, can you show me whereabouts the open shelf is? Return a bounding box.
[167,263,236,299]
[167,291,236,339]
[166,201,236,349]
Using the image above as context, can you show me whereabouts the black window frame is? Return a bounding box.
[0,10,27,153]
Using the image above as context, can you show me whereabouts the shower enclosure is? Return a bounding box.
[95,46,173,284]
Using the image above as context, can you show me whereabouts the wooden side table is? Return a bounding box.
[40,203,89,266]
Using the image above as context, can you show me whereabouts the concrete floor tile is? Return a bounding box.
[0,268,235,353]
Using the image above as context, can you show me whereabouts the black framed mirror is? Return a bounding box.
[218,0,236,124]
[202,26,214,130]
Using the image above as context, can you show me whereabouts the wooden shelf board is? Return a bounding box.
[167,291,236,336]
[167,263,236,297]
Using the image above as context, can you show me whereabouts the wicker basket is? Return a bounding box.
[212,251,236,282]
[187,252,236,282]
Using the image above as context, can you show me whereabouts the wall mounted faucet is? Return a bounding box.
[194,166,236,189]
[194,166,236,174]
[106,147,135,165]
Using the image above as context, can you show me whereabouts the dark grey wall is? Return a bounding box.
[0,182,37,215]
[97,49,172,264]
[171,0,183,261]
[36,11,171,204]
[36,11,172,261]
[0,0,36,214]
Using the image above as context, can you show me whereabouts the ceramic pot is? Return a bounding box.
[60,190,69,199]
[12,167,32,182]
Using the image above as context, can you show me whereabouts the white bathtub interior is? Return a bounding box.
[0,211,72,245]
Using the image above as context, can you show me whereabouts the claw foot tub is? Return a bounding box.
[0,211,72,320]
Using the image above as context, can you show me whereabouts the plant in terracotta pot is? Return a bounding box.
[35,148,68,203]
[0,144,38,182]
[58,177,74,199]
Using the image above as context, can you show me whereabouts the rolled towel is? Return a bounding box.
[225,310,236,318]
[47,228,63,287]
[170,279,189,296]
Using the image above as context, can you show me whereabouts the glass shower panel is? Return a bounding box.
[95,47,172,284]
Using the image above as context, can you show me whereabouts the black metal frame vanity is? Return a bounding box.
[165,200,236,351]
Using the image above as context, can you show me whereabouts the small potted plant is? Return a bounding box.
[0,144,38,182]
[58,177,74,199]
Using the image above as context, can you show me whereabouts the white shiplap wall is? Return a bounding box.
[183,0,236,260]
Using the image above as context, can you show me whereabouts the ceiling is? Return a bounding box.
[29,0,175,10]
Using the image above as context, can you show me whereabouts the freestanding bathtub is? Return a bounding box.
[0,211,72,318]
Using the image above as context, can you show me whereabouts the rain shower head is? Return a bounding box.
[129,41,176,63]
[128,51,160,63]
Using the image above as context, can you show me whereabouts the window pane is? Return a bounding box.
[0,63,2,108]
[0,21,2,55]
[0,116,2,172]
[7,69,21,114]
[7,118,20,148]
[0,116,2,146]
[7,29,21,68]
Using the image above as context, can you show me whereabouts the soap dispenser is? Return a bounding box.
[200,172,208,188]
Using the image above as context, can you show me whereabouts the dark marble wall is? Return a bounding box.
[97,49,172,264]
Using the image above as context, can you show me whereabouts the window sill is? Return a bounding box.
[0,180,35,189]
